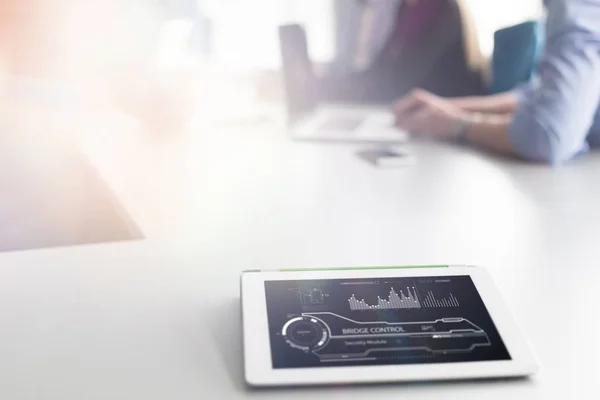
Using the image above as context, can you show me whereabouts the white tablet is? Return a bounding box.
[240,265,538,387]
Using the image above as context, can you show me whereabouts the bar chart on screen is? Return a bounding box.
[423,291,460,308]
[348,287,421,310]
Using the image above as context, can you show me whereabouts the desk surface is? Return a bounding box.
[2,119,600,399]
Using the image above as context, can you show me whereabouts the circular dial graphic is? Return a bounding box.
[282,316,329,352]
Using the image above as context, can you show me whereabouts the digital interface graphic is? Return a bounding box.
[265,275,511,369]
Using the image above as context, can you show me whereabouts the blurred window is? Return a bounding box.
[204,0,335,71]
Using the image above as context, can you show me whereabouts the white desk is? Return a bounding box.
[0,86,141,251]
[2,120,600,399]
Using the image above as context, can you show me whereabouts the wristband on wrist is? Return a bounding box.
[450,116,471,144]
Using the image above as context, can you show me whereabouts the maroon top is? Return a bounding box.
[384,0,442,58]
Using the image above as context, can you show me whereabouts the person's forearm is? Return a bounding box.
[449,92,519,114]
[463,113,519,157]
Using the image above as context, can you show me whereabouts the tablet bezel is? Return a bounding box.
[241,266,538,387]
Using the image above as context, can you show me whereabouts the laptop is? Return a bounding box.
[278,24,408,144]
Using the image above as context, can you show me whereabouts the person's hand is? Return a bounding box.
[394,89,470,140]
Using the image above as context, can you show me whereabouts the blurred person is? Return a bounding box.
[393,0,600,165]
[308,0,486,104]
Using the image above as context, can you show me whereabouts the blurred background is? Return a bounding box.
[0,0,545,252]
[0,0,544,120]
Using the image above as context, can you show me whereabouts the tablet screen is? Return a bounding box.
[264,275,511,369]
